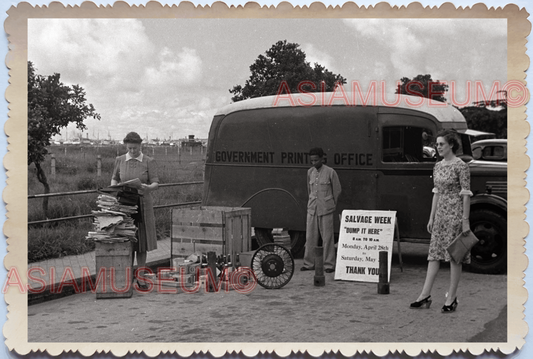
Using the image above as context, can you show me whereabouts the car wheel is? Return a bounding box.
[288,230,306,259]
[254,228,274,247]
[467,209,507,274]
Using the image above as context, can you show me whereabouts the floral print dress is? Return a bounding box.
[428,156,473,263]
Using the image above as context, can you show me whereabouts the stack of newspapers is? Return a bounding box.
[86,194,138,243]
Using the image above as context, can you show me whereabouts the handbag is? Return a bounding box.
[446,230,479,263]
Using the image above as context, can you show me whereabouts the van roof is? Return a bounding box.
[215,92,466,124]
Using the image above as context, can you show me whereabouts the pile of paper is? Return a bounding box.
[96,194,138,215]
[86,194,138,243]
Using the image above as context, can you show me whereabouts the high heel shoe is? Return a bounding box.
[410,295,432,309]
[441,297,458,313]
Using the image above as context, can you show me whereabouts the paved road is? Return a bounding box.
[27,243,507,343]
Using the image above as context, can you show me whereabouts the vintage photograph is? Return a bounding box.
[2,1,529,357]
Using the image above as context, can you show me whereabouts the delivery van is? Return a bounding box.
[202,92,507,274]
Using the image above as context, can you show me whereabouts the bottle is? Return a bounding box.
[216,255,223,271]
[235,253,241,269]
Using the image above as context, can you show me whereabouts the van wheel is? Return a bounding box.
[288,231,306,259]
[467,209,507,274]
[254,228,274,247]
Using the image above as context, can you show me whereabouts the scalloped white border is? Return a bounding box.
[3,1,529,357]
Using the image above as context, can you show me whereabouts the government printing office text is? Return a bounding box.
[214,151,374,166]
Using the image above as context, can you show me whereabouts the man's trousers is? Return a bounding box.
[303,212,336,270]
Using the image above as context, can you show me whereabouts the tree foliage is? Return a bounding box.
[230,40,346,102]
[461,91,507,138]
[28,61,101,165]
[28,61,101,215]
[396,74,448,102]
[459,106,507,139]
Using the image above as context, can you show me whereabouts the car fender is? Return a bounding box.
[470,193,507,213]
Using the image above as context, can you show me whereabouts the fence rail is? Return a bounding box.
[27,181,204,199]
[28,182,204,226]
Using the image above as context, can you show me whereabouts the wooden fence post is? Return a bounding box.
[50,154,56,179]
[97,155,101,178]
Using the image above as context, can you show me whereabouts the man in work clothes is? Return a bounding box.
[301,147,342,273]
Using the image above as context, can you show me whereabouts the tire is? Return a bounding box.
[254,228,274,247]
[251,243,295,289]
[288,230,306,259]
[467,209,507,274]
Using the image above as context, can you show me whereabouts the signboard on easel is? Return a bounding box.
[334,210,396,283]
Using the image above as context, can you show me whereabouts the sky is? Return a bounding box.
[27,17,507,142]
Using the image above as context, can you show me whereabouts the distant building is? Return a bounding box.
[181,135,203,149]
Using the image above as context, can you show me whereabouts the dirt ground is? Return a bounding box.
[27,243,507,343]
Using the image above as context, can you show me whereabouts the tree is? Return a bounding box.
[396,74,448,102]
[459,106,507,139]
[472,90,508,109]
[457,89,507,138]
[230,40,346,102]
[28,61,101,216]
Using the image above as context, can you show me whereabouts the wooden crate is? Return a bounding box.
[171,206,251,269]
[95,241,133,299]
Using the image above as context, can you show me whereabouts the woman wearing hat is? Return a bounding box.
[111,132,159,287]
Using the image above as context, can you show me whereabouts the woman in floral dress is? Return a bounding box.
[111,132,159,283]
[410,130,472,313]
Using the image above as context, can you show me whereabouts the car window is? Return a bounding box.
[472,146,482,160]
[493,146,505,158]
[482,146,492,158]
[471,143,506,161]
[482,145,505,160]
[382,126,435,163]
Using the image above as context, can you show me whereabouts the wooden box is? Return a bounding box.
[95,241,133,299]
[171,206,252,269]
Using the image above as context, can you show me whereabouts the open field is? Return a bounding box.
[28,144,205,262]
